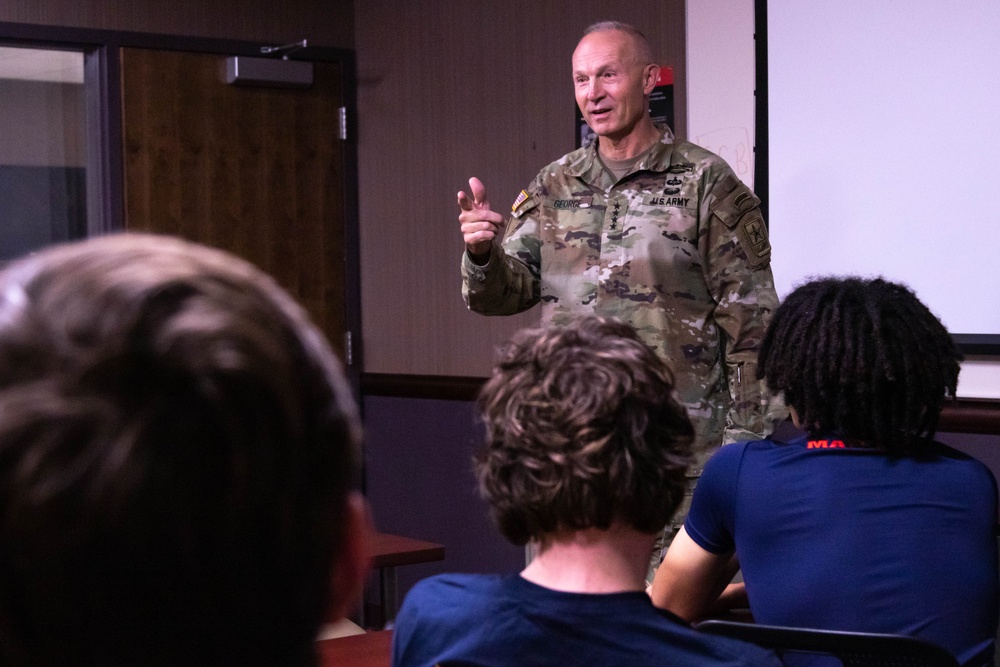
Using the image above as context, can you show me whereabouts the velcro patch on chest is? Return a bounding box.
[551,198,593,210]
[642,193,694,208]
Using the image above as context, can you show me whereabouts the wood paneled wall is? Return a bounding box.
[0,0,353,48]
[3,0,686,379]
[355,1,687,376]
[120,49,349,357]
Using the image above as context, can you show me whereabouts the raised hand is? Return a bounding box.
[457,177,505,262]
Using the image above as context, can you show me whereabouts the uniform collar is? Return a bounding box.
[564,123,676,180]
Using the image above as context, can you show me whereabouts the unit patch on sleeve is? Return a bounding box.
[738,211,771,269]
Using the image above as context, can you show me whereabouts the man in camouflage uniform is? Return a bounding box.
[457,21,785,574]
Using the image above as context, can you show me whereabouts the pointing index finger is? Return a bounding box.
[469,177,489,208]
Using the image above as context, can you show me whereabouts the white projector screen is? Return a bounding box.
[766,1,1000,347]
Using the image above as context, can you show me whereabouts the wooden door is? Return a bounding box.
[120,47,348,359]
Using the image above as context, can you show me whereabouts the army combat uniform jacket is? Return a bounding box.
[462,126,785,468]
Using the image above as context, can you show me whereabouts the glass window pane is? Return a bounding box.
[0,46,87,262]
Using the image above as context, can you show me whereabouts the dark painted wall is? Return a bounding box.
[362,395,523,598]
[939,432,1000,486]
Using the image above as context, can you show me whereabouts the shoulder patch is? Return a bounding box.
[738,211,772,269]
[510,190,540,220]
[512,190,530,213]
[710,180,771,269]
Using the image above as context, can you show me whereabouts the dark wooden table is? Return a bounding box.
[318,629,392,667]
[369,532,445,625]
[371,532,445,568]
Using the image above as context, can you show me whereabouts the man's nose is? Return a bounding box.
[587,79,604,100]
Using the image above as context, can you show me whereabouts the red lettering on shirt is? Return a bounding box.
[807,439,846,449]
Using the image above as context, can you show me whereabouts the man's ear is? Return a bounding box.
[642,63,660,96]
[327,492,374,621]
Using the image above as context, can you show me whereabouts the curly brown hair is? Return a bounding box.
[475,315,695,545]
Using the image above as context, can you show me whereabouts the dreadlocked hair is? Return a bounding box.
[757,277,962,456]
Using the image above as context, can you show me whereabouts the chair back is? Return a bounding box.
[695,619,959,667]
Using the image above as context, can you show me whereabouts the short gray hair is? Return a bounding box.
[582,21,655,65]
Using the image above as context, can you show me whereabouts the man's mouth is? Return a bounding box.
[589,108,611,120]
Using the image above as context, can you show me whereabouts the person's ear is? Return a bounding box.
[788,405,802,429]
[642,63,660,96]
[327,492,374,620]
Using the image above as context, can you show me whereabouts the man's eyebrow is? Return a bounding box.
[573,62,620,76]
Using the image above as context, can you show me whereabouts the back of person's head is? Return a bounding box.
[475,315,694,545]
[758,276,962,455]
[0,233,366,665]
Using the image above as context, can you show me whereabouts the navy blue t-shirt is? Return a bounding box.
[392,572,781,667]
[686,432,999,666]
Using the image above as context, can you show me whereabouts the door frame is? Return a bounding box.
[0,21,363,391]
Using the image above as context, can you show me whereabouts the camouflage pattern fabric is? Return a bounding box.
[464,125,785,461]
[462,126,787,576]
